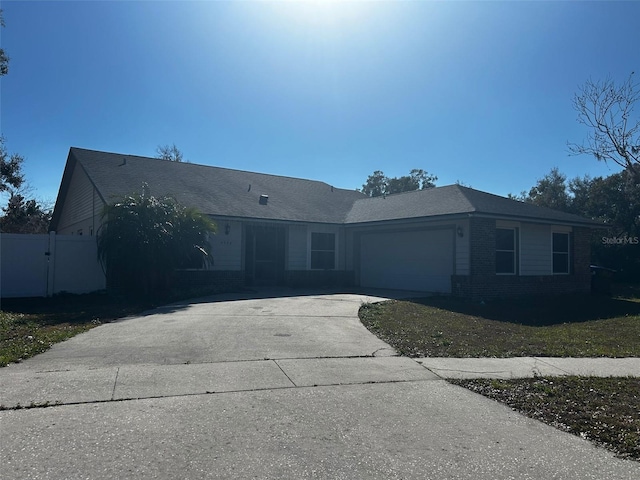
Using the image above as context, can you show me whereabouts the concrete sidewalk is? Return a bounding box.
[2,356,638,409]
[417,356,640,379]
[1,290,639,479]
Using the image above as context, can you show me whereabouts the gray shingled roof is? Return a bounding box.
[345,184,600,226]
[51,148,600,230]
[60,148,365,224]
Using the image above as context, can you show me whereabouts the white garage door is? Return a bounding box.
[359,229,454,293]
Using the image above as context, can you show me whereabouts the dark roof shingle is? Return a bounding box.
[69,148,365,223]
[345,184,600,226]
[51,148,600,229]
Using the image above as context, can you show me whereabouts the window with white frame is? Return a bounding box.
[311,232,335,270]
[552,232,570,274]
[496,228,517,274]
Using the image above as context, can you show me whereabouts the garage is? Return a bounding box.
[359,228,454,293]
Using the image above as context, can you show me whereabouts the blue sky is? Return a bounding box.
[1,1,639,207]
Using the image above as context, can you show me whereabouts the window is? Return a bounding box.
[496,228,517,274]
[552,232,570,274]
[311,232,335,270]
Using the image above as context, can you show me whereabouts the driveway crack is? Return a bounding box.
[272,360,297,387]
[111,367,120,401]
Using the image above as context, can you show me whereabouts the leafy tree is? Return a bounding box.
[525,168,572,212]
[155,144,184,162]
[0,193,51,233]
[574,171,640,237]
[0,136,24,193]
[361,170,387,197]
[361,169,437,197]
[516,168,640,279]
[0,10,9,76]
[516,167,639,234]
[97,187,216,296]
[580,172,640,280]
[569,72,640,181]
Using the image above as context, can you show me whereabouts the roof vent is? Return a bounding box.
[259,194,269,205]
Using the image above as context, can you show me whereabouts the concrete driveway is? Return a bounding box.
[1,289,638,479]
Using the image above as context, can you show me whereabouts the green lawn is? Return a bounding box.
[359,292,640,358]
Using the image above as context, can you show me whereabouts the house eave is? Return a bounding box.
[206,214,346,228]
[344,212,472,228]
[467,212,603,228]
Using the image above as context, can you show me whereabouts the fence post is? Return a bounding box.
[47,231,57,297]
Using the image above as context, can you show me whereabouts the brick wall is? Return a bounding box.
[453,218,592,300]
[172,269,355,292]
[172,270,244,293]
[452,274,591,300]
[284,270,355,289]
[572,227,591,276]
[469,217,496,276]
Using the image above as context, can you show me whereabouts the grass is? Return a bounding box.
[451,376,640,461]
[359,291,640,358]
[359,285,640,462]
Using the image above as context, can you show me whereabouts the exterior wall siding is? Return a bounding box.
[56,165,103,235]
[520,223,552,275]
[452,217,592,300]
[209,220,242,271]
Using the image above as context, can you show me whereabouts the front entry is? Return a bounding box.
[244,225,286,286]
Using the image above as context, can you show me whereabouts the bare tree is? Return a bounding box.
[155,144,184,162]
[568,72,640,181]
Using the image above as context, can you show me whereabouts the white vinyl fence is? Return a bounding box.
[0,232,106,298]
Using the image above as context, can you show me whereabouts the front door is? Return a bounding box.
[245,226,286,286]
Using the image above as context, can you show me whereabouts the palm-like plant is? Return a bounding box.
[97,187,216,296]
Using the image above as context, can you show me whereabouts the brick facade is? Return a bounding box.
[452,217,592,300]
[284,270,354,289]
[172,270,244,293]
